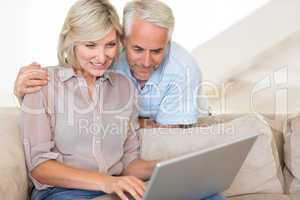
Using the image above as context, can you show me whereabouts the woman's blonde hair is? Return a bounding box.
[57,0,122,69]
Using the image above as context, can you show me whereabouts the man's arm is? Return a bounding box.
[138,117,180,128]
[122,159,159,181]
[14,62,49,99]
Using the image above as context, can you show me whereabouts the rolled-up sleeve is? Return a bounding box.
[20,89,62,189]
[120,91,140,169]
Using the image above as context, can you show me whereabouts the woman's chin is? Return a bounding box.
[93,71,105,77]
[83,69,106,79]
[91,69,106,77]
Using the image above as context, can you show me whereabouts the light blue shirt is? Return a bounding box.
[112,42,202,125]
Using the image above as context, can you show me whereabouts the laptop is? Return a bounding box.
[137,133,259,200]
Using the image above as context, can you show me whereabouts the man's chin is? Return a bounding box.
[135,75,150,82]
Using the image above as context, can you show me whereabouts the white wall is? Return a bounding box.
[189,0,300,115]
[192,0,300,85]
[0,0,269,107]
[207,32,300,115]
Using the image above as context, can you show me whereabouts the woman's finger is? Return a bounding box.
[119,181,141,200]
[22,70,49,80]
[132,177,146,192]
[124,177,145,197]
[23,86,42,94]
[115,189,129,200]
[26,79,48,87]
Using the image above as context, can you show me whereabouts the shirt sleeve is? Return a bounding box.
[20,89,62,189]
[155,65,201,125]
[120,90,140,169]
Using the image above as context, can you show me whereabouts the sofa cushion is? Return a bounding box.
[284,167,300,194]
[0,108,28,200]
[228,194,290,200]
[284,115,300,193]
[198,114,286,167]
[289,193,300,200]
[139,115,284,196]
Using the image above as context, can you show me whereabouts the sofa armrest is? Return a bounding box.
[0,108,28,200]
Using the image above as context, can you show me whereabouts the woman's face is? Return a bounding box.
[74,30,119,78]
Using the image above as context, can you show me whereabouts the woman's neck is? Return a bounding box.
[77,70,95,86]
[79,70,97,98]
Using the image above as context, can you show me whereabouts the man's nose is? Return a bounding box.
[142,52,152,68]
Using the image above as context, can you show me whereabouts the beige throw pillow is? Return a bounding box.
[283,115,300,193]
[139,115,284,196]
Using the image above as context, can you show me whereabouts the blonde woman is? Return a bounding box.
[20,0,156,199]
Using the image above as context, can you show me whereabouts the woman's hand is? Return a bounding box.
[102,175,146,200]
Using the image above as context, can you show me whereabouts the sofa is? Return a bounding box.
[1,107,300,200]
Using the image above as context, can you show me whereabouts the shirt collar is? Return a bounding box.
[58,65,76,82]
[58,65,114,86]
[100,72,115,86]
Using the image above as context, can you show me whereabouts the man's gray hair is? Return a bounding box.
[123,0,175,39]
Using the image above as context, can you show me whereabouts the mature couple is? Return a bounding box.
[16,0,226,200]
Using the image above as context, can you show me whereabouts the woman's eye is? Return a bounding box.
[106,42,116,48]
[85,43,96,48]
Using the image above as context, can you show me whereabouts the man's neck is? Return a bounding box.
[138,80,147,89]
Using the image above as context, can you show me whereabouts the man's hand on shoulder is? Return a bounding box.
[14,62,49,98]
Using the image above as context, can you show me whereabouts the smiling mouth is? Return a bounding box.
[90,62,106,69]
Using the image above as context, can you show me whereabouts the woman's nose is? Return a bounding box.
[94,48,106,64]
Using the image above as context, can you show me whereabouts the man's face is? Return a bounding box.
[123,19,169,82]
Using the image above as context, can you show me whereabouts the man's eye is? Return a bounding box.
[152,50,162,54]
[133,48,143,53]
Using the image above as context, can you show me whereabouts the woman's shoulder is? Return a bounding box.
[45,64,74,78]
[42,65,78,87]
[39,65,74,93]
